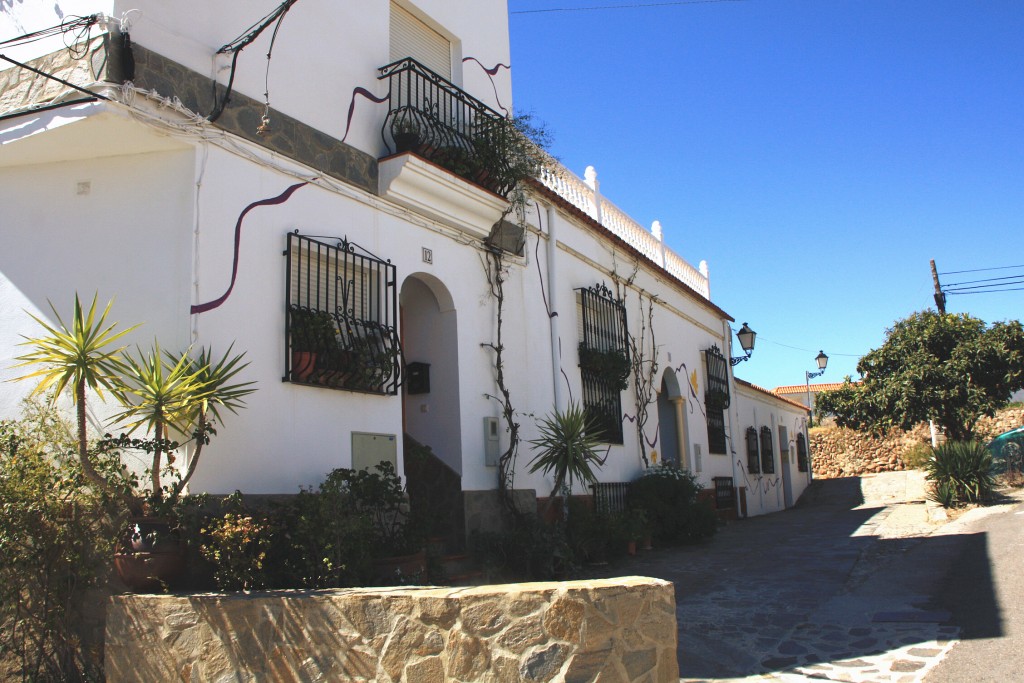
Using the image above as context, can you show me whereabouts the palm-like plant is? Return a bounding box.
[13,294,255,514]
[165,345,255,503]
[13,294,138,503]
[528,402,608,517]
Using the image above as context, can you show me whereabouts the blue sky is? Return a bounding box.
[507,0,1024,391]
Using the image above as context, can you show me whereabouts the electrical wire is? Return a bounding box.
[0,14,99,51]
[943,273,1024,288]
[207,0,300,123]
[938,263,1024,276]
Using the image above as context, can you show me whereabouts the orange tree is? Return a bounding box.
[817,311,1024,441]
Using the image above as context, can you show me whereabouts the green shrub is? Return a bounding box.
[627,466,716,544]
[925,441,995,507]
[266,483,375,589]
[199,493,273,591]
[901,442,933,470]
[0,402,121,681]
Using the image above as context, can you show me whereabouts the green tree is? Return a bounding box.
[816,311,1024,441]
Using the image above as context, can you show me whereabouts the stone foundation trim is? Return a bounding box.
[105,576,679,682]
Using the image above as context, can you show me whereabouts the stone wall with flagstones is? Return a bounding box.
[105,577,679,682]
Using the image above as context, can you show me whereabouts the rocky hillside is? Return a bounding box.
[811,406,1024,479]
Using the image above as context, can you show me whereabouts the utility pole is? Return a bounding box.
[930,259,946,314]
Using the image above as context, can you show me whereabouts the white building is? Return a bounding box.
[0,0,810,534]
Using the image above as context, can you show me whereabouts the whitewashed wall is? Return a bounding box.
[2,0,513,159]
[731,382,811,516]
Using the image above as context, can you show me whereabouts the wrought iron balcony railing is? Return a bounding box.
[378,57,516,196]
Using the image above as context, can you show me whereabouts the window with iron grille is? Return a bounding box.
[796,433,809,472]
[745,427,760,474]
[577,283,629,444]
[703,345,730,455]
[285,232,402,395]
[760,426,775,474]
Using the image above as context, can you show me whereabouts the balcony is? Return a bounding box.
[378,58,517,197]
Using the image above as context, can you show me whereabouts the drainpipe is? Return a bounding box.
[545,203,563,410]
[723,319,741,515]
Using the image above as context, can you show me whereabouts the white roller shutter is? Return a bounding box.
[390,2,452,80]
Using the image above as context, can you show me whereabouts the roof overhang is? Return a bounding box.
[0,100,189,168]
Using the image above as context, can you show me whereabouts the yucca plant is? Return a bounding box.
[528,402,608,517]
[925,441,996,507]
[13,294,255,514]
[12,294,138,508]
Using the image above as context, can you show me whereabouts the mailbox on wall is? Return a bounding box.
[406,362,430,394]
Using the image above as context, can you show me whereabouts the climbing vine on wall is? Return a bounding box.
[481,246,522,515]
[613,261,660,468]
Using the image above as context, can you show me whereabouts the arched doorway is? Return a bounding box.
[657,369,689,469]
[400,274,461,473]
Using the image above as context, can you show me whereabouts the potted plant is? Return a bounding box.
[623,508,649,555]
[392,111,423,154]
[14,294,256,591]
[289,307,337,382]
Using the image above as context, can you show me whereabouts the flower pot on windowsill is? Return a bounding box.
[292,350,316,382]
[394,132,422,154]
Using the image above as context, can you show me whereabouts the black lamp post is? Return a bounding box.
[805,350,829,422]
[730,322,756,366]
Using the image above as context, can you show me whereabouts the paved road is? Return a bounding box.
[925,495,1024,683]
[585,471,1023,682]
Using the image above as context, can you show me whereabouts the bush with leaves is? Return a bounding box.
[925,441,996,508]
[627,466,716,544]
[199,493,273,591]
[0,401,123,681]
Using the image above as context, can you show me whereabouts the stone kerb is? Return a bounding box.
[105,576,678,682]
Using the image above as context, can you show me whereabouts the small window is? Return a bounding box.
[285,232,402,395]
[760,426,775,474]
[745,427,760,474]
[577,283,629,444]
[797,433,809,472]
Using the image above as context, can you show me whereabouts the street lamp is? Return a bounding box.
[730,322,757,366]
[805,350,828,424]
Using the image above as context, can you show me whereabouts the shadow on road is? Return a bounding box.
[585,476,1001,680]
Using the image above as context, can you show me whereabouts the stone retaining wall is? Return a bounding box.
[105,577,678,682]
[811,406,1024,478]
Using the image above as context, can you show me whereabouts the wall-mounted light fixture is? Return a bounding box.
[730,322,757,366]
[805,350,829,422]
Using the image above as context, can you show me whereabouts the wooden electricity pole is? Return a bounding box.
[930,259,946,314]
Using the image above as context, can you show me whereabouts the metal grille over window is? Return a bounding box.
[285,232,402,395]
[760,426,775,474]
[703,345,730,454]
[796,433,809,472]
[745,427,760,474]
[577,283,629,444]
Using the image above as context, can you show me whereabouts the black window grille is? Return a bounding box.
[796,433,809,472]
[745,427,760,474]
[713,476,734,509]
[704,345,730,455]
[285,232,402,395]
[760,426,775,474]
[577,283,629,444]
[378,57,515,196]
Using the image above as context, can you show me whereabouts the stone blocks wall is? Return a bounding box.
[811,406,1024,478]
[105,576,678,682]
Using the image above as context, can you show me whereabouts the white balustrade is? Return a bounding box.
[536,158,710,299]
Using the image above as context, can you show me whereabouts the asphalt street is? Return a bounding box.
[583,471,1024,683]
